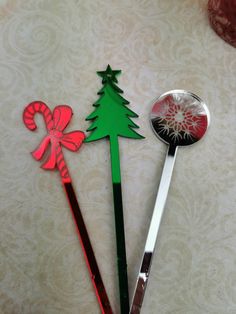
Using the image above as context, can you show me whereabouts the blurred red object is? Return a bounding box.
[208,0,236,48]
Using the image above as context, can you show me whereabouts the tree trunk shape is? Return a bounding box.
[110,135,121,184]
[109,135,130,313]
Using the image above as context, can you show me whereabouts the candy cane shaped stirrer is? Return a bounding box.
[23,101,113,314]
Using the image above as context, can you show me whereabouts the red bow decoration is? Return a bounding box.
[23,102,85,177]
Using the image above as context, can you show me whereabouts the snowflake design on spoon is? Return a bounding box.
[151,92,208,146]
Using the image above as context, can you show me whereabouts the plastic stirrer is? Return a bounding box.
[23,101,113,314]
[130,90,210,314]
[85,65,144,314]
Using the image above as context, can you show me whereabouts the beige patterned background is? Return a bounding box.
[0,0,236,313]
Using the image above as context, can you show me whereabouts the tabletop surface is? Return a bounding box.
[0,1,236,313]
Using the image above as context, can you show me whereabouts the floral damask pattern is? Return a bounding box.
[0,0,236,313]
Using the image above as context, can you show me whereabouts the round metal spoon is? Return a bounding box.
[130,90,210,314]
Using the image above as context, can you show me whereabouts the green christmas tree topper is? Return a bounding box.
[85,65,143,182]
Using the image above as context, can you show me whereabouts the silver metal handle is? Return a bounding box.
[130,145,177,314]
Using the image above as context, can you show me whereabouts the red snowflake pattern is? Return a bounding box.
[151,93,208,145]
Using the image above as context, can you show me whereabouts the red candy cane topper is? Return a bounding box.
[23,101,85,182]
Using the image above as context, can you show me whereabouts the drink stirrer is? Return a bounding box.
[85,65,144,314]
[130,90,210,313]
[23,101,113,314]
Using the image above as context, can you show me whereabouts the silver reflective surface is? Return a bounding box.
[130,91,210,314]
[130,146,177,314]
[150,90,210,147]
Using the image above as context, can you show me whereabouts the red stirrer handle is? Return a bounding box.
[63,181,113,314]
